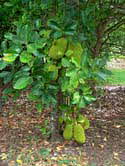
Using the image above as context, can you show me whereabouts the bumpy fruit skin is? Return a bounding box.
[67,42,83,57]
[49,38,67,59]
[74,124,86,143]
[63,124,73,140]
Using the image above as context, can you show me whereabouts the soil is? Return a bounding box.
[0,87,125,166]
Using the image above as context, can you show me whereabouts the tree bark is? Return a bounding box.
[50,90,63,142]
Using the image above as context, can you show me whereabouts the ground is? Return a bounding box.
[0,87,125,166]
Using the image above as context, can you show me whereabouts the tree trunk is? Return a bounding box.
[50,90,63,142]
[0,91,3,114]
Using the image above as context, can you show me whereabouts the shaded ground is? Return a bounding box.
[0,87,125,166]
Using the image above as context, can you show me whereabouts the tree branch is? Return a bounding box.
[104,18,125,35]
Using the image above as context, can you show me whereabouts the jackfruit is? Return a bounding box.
[49,38,67,59]
[66,42,83,58]
[66,42,83,66]
[63,124,73,140]
[74,124,86,143]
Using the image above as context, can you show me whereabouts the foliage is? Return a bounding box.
[0,0,125,143]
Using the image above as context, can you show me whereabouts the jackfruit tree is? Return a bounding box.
[0,0,125,143]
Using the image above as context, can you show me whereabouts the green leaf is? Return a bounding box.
[35,19,42,29]
[3,72,14,84]
[4,33,14,40]
[61,78,69,92]
[64,30,75,36]
[71,55,81,67]
[20,66,30,72]
[27,93,39,101]
[13,76,33,89]
[14,71,30,79]
[39,30,51,38]
[0,60,8,70]
[47,64,58,72]
[59,104,70,111]
[84,95,96,103]
[66,69,77,77]
[72,92,80,104]
[4,2,13,7]
[77,114,85,123]
[58,116,64,124]
[65,23,77,31]
[0,71,10,78]
[70,77,79,89]
[65,50,73,57]
[78,98,86,108]
[47,20,61,31]
[27,42,46,54]
[97,72,107,80]
[53,31,62,39]
[49,70,58,80]
[84,118,90,130]
[3,53,18,62]
[20,51,33,63]
[61,58,70,67]
[36,103,43,112]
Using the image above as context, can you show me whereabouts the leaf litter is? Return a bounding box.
[0,87,125,166]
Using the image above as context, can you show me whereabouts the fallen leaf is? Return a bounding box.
[56,146,64,151]
[114,125,121,128]
[113,152,118,156]
[0,153,7,160]
[99,144,104,148]
[16,159,23,165]
[103,137,107,141]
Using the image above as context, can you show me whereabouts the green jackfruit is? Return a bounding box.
[66,42,83,58]
[66,42,83,66]
[74,124,86,143]
[49,38,67,59]
[63,124,73,140]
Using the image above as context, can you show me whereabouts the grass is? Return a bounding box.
[107,69,125,85]
[109,55,125,60]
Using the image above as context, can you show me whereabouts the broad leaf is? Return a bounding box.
[0,60,8,70]
[47,20,61,31]
[13,76,33,89]
[20,51,33,63]
[3,53,18,62]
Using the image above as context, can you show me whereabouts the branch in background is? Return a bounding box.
[104,18,125,35]
[106,42,125,48]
